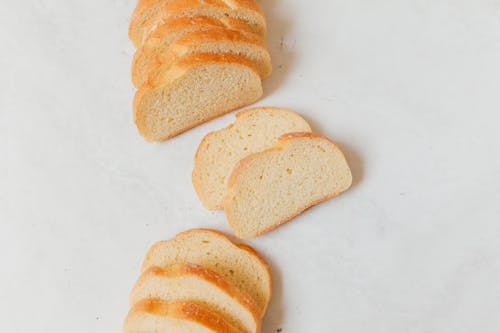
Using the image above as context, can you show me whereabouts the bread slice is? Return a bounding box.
[130,264,261,333]
[192,107,311,210]
[141,229,271,312]
[134,28,270,88]
[134,53,262,141]
[124,298,243,333]
[132,16,256,87]
[129,0,266,48]
[224,133,353,239]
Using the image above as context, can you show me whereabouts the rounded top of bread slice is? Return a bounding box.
[131,263,261,333]
[141,229,271,312]
[224,133,353,239]
[193,107,311,210]
[124,298,243,333]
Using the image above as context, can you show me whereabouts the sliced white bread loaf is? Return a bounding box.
[130,264,261,333]
[129,0,265,48]
[142,229,271,312]
[132,16,255,87]
[134,28,270,88]
[124,298,243,333]
[192,107,311,210]
[224,133,353,239]
[134,52,262,141]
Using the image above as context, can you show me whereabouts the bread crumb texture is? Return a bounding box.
[224,133,352,239]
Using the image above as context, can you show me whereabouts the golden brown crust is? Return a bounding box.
[173,27,265,48]
[130,0,265,47]
[151,16,228,38]
[277,132,331,142]
[149,15,255,39]
[126,298,244,333]
[223,132,353,239]
[133,263,263,321]
[162,0,264,18]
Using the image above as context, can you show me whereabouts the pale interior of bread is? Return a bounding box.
[142,231,270,312]
[193,108,311,210]
[225,136,353,239]
[135,62,262,141]
[131,269,257,333]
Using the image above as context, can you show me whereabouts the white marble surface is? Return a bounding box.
[2,0,500,332]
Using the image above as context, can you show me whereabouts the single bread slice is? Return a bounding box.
[224,133,353,239]
[134,28,270,88]
[142,229,271,312]
[193,107,311,210]
[134,53,262,141]
[124,298,243,333]
[129,0,265,48]
[132,16,256,87]
[130,264,261,333]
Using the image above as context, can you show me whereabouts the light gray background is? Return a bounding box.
[2,0,500,332]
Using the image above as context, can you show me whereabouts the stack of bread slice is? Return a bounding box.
[193,107,353,239]
[124,229,272,333]
[128,0,271,141]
